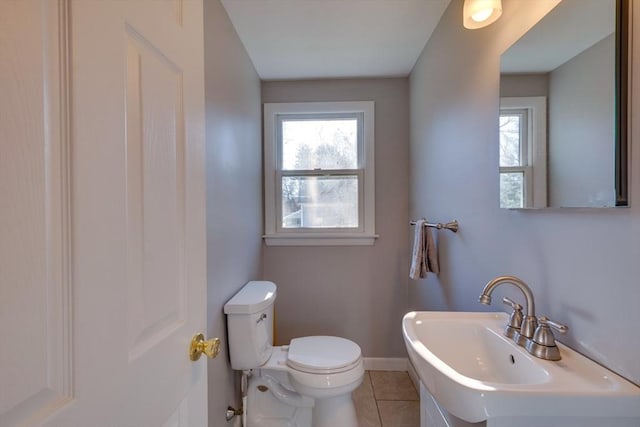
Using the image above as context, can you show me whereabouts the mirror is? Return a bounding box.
[499,0,628,208]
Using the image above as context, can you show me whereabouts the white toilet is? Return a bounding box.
[224,281,364,427]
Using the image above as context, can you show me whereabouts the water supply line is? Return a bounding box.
[225,370,250,425]
[242,370,250,427]
[225,406,242,424]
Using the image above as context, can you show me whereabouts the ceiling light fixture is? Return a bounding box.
[463,0,502,29]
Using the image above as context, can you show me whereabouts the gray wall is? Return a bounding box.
[409,0,640,386]
[204,1,263,425]
[548,34,615,207]
[262,79,410,358]
[500,73,548,97]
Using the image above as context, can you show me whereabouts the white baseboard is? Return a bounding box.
[363,357,409,371]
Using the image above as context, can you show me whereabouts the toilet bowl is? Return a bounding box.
[224,281,365,427]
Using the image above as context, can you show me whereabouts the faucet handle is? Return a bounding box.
[532,316,567,347]
[502,296,522,311]
[526,316,568,361]
[502,297,523,338]
[538,316,568,334]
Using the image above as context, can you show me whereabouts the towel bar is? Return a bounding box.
[410,219,459,233]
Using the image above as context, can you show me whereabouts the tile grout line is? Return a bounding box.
[368,370,420,427]
[370,372,382,427]
[369,371,381,425]
[374,393,383,427]
[370,371,383,427]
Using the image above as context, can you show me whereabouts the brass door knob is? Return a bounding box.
[189,333,220,361]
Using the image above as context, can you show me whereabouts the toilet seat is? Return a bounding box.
[287,336,362,374]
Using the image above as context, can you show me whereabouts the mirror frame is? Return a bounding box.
[500,0,631,208]
[615,0,629,206]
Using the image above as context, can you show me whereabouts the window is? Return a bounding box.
[499,97,547,208]
[263,102,376,246]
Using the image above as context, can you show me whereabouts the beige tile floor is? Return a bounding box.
[354,371,420,427]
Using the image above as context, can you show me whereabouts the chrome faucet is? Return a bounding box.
[479,275,569,361]
[479,275,537,347]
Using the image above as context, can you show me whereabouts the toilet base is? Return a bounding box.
[246,369,360,427]
[246,374,312,427]
[312,394,358,427]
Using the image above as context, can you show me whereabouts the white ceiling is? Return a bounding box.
[220,0,451,81]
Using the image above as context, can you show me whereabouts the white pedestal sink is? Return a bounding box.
[403,311,640,427]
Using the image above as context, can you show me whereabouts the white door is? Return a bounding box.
[0,1,207,426]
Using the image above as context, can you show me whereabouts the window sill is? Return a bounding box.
[263,233,379,247]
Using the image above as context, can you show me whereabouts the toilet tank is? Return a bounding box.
[224,281,277,370]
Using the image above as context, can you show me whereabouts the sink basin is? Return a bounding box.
[403,311,640,425]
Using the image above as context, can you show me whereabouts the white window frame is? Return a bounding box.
[500,96,547,209]
[263,101,377,246]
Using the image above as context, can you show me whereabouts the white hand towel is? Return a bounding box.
[409,219,440,279]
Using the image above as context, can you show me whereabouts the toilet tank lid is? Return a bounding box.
[224,281,277,314]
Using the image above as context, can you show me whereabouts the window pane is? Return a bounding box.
[500,172,524,208]
[499,114,522,167]
[281,119,358,170]
[282,176,358,228]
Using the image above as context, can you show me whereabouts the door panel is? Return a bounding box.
[125,28,187,362]
[68,0,206,424]
[0,1,72,424]
[0,0,206,425]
